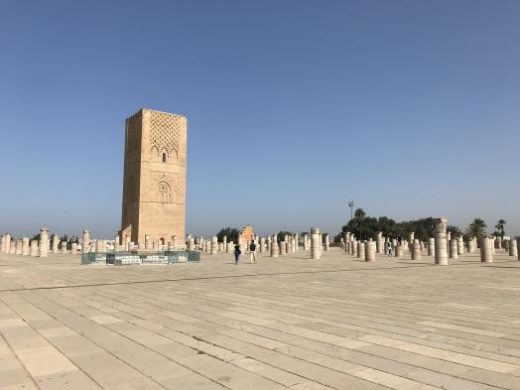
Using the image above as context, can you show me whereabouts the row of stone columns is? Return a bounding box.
[0,228,83,257]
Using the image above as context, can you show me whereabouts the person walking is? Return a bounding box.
[234,244,241,265]
[249,240,257,264]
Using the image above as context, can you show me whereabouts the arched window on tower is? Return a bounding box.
[158,181,172,203]
[162,153,167,163]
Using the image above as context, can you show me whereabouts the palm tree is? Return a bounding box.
[494,219,506,238]
[447,225,463,238]
[467,218,487,239]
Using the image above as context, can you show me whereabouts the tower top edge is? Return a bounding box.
[127,108,187,120]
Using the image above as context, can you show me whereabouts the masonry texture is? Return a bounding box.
[120,109,187,244]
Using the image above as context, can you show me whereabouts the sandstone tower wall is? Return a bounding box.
[121,108,187,245]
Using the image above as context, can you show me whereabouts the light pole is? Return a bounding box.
[348,200,354,221]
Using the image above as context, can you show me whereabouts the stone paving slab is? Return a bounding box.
[1,249,520,389]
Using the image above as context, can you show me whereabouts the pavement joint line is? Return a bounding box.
[1,260,513,293]
[0,292,105,390]
[19,290,254,390]
[60,287,418,390]
[161,284,520,360]
[76,281,514,390]
[7,291,171,390]
[0,320,42,390]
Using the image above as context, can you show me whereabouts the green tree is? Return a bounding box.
[335,214,438,242]
[493,219,506,238]
[354,208,366,219]
[277,231,294,242]
[466,218,487,239]
[447,225,463,238]
[216,227,239,243]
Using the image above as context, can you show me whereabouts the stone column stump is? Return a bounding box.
[357,241,365,259]
[411,239,421,260]
[310,228,321,259]
[365,241,376,262]
[480,237,493,263]
[434,218,448,265]
[449,239,458,259]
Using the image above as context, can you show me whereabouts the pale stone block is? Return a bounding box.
[95,240,105,253]
[61,241,68,254]
[187,238,194,251]
[365,241,376,262]
[449,239,458,259]
[22,237,29,256]
[508,238,518,257]
[15,240,22,255]
[411,239,421,260]
[14,346,77,377]
[429,238,435,254]
[457,236,464,254]
[82,230,90,254]
[480,237,493,263]
[3,233,11,254]
[210,236,218,254]
[39,228,49,257]
[51,234,59,254]
[322,234,329,252]
[29,240,38,257]
[434,218,448,265]
[310,227,321,259]
[279,241,286,256]
[395,245,403,257]
[376,231,383,254]
[357,241,365,258]
[270,235,279,258]
[467,239,475,253]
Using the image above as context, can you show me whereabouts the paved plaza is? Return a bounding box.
[1,249,520,389]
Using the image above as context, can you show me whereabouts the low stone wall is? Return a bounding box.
[81,250,200,266]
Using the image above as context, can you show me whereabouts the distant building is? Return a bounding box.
[240,225,255,243]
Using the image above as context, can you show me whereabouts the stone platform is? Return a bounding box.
[1,249,520,389]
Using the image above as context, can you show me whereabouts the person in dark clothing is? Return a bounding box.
[249,240,257,264]
[234,245,241,264]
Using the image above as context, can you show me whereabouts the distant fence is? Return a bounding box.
[81,250,200,266]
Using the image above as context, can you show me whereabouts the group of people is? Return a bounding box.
[233,240,257,264]
[386,236,403,257]
[234,237,407,263]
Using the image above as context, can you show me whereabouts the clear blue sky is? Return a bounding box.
[1,0,519,239]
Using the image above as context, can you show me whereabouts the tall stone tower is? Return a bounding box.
[120,108,187,246]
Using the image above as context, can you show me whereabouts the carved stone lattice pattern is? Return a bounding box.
[126,113,141,164]
[150,111,181,159]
